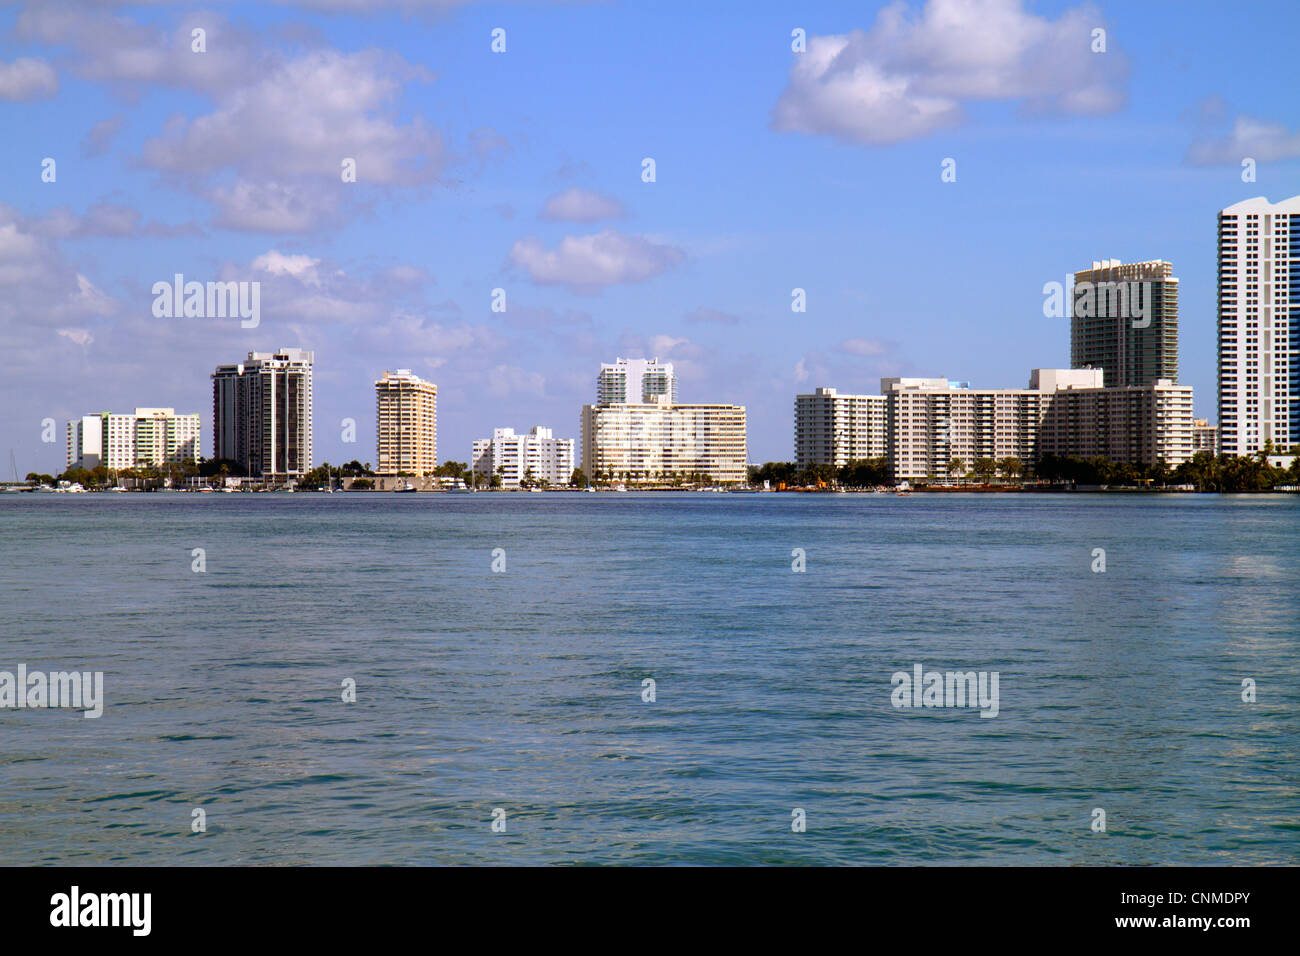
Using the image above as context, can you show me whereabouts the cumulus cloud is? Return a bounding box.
[0,57,57,100]
[57,328,94,347]
[0,208,118,332]
[540,187,626,223]
[840,336,893,357]
[508,230,684,293]
[31,203,201,240]
[141,49,441,185]
[252,250,324,286]
[210,181,342,234]
[81,114,125,157]
[1187,114,1300,165]
[17,7,269,95]
[771,0,1126,146]
[487,364,547,398]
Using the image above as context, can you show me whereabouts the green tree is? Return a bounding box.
[972,458,998,483]
[570,467,589,488]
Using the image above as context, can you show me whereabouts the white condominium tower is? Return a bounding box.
[597,357,677,404]
[1218,196,1300,456]
[793,387,887,466]
[471,426,574,486]
[581,399,748,483]
[375,369,437,476]
[884,376,1049,481]
[66,408,200,470]
[211,348,314,478]
[582,358,746,483]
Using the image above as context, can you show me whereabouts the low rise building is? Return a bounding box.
[66,408,201,471]
[472,426,574,486]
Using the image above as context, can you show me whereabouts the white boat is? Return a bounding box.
[394,480,417,493]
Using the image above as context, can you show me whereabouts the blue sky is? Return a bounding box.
[3,0,1299,474]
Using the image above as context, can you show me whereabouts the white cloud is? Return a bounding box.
[17,8,268,95]
[771,0,1126,146]
[31,203,200,240]
[540,187,626,223]
[57,328,94,347]
[1187,115,1300,165]
[840,337,893,357]
[0,210,118,328]
[211,181,342,234]
[251,251,323,287]
[140,49,441,186]
[508,230,684,293]
[0,57,57,100]
[487,364,546,398]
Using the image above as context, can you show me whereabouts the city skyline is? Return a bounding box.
[3,1,1300,476]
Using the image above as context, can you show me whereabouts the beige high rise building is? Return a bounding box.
[581,398,747,484]
[375,369,437,476]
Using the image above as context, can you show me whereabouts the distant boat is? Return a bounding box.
[394,480,417,493]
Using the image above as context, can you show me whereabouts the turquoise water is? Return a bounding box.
[1,492,1297,865]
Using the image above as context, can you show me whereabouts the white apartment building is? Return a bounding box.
[1218,196,1300,456]
[211,348,314,477]
[884,377,1050,481]
[597,357,678,405]
[375,369,437,476]
[1038,375,1195,468]
[793,387,887,466]
[877,369,1194,480]
[66,408,201,470]
[472,426,574,486]
[581,397,748,484]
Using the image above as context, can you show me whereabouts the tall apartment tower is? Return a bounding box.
[596,357,677,405]
[211,349,314,478]
[1071,259,1179,388]
[793,387,886,466]
[1218,196,1300,456]
[375,369,437,476]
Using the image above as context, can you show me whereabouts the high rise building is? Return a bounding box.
[375,369,437,476]
[583,358,744,483]
[883,376,1051,481]
[211,349,314,478]
[1038,375,1194,468]
[597,357,677,405]
[66,408,200,471]
[793,387,886,466]
[1072,259,1179,388]
[1217,196,1300,456]
[471,426,574,486]
[867,369,1194,481]
[580,398,747,483]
